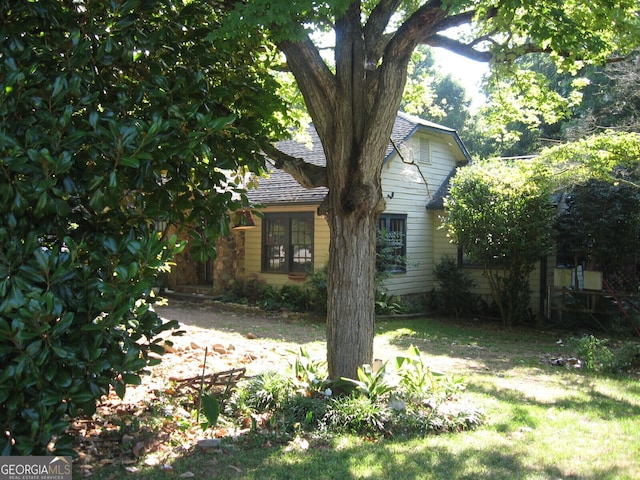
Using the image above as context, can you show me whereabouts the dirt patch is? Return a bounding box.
[71,299,572,474]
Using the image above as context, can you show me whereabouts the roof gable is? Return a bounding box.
[247,113,470,205]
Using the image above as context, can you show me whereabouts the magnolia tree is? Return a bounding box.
[219,0,640,379]
[0,1,286,454]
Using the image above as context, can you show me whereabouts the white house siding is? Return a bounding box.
[241,204,330,288]
[380,133,461,296]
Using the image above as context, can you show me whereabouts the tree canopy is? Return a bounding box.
[0,0,286,454]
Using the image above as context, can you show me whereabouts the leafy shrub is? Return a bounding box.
[219,270,329,315]
[0,232,181,456]
[305,267,328,314]
[321,395,388,435]
[390,400,484,435]
[610,342,640,372]
[572,335,615,372]
[395,345,443,401]
[282,395,328,431]
[341,362,397,401]
[0,0,285,455]
[375,290,407,315]
[572,335,640,373]
[434,256,476,319]
[289,347,330,396]
[232,372,293,413]
[225,346,482,439]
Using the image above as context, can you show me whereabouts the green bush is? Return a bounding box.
[0,232,180,456]
[572,335,615,372]
[572,335,640,373]
[434,256,476,319]
[282,395,328,431]
[0,1,285,455]
[221,270,329,315]
[225,346,482,439]
[375,290,407,315]
[232,372,293,413]
[321,395,388,435]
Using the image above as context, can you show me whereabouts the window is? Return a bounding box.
[418,138,431,164]
[377,214,407,273]
[262,213,314,273]
[457,246,483,268]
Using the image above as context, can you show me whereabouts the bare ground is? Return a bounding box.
[72,298,582,474]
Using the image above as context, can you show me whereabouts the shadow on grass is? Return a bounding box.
[156,301,327,345]
[467,374,640,422]
[375,316,561,373]
[76,434,626,480]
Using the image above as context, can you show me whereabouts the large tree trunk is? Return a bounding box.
[321,118,388,379]
[276,2,430,379]
[326,207,378,380]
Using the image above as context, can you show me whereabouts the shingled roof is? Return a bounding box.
[247,112,470,206]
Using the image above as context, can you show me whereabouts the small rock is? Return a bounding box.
[246,332,257,339]
[132,441,145,456]
[144,455,160,466]
[212,344,227,354]
[197,438,222,449]
[190,341,202,350]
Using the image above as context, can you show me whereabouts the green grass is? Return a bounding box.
[74,315,640,479]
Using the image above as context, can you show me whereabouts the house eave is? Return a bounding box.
[385,112,472,165]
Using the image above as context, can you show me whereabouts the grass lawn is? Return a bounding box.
[75,310,640,479]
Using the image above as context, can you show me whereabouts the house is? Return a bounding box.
[167,112,562,318]
[221,112,472,299]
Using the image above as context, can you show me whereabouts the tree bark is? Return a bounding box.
[275,1,445,380]
[325,207,378,380]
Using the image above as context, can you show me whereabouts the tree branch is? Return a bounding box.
[278,37,338,138]
[363,0,403,61]
[385,0,448,61]
[423,34,493,62]
[262,144,328,189]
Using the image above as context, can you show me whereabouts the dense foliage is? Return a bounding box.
[227,346,482,438]
[0,0,286,455]
[434,256,476,319]
[445,159,555,325]
[555,180,640,292]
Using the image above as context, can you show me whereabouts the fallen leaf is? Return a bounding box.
[179,472,196,478]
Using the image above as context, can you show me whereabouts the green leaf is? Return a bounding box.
[120,157,140,168]
[201,394,220,428]
[122,373,141,385]
[113,381,126,399]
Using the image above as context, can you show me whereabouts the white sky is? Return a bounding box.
[432,47,490,110]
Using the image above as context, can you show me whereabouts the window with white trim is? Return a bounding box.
[262,213,314,273]
[377,214,407,273]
